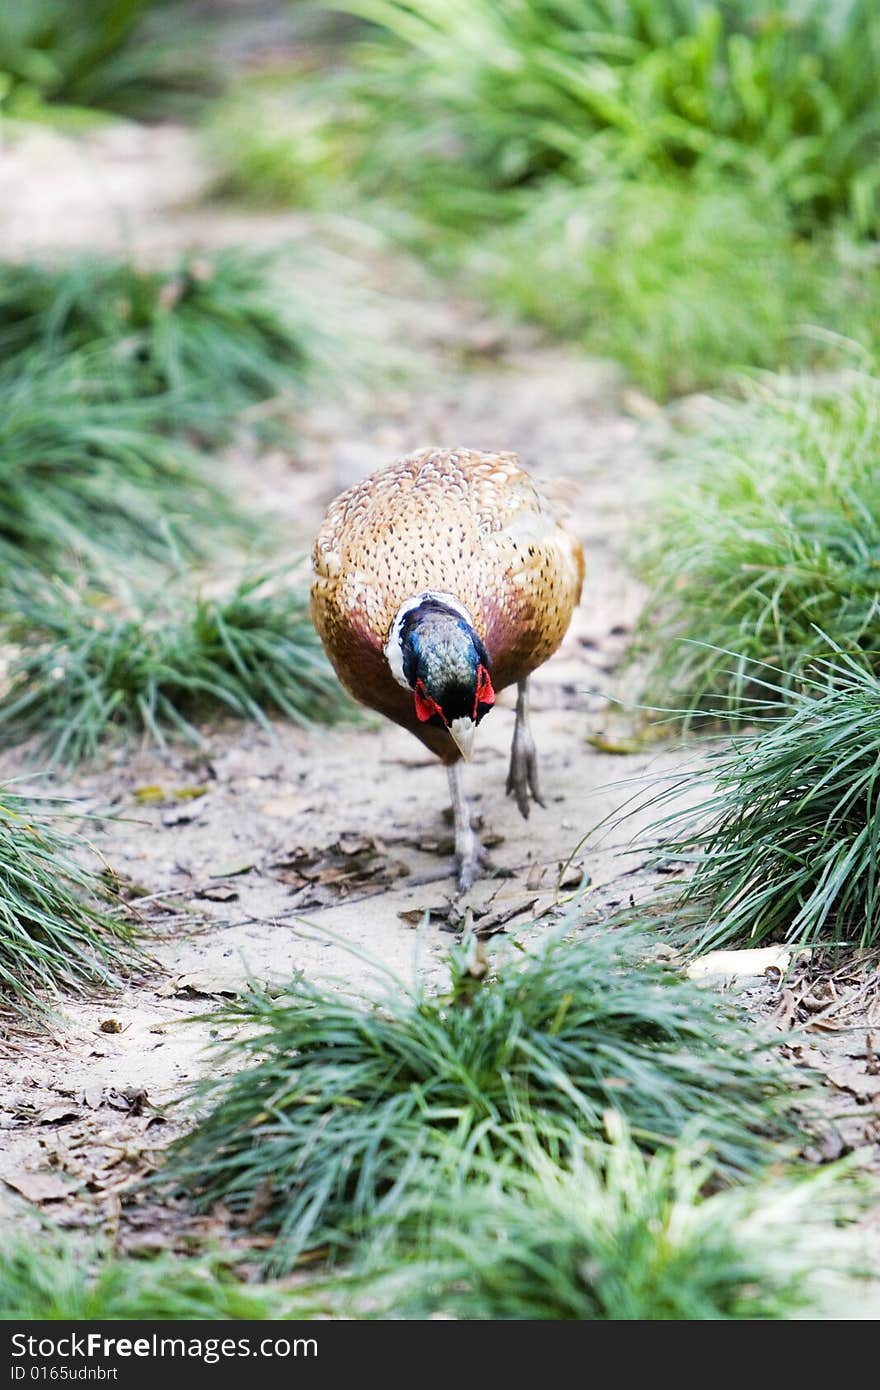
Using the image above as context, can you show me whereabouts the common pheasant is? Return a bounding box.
[311,447,584,889]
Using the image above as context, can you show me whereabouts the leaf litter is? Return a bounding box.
[269,835,410,908]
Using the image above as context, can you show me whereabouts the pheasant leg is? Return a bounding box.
[447,762,483,892]
[506,679,545,819]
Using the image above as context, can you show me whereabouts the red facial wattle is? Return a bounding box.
[473,664,495,719]
[414,667,495,725]
[414,679,444,723]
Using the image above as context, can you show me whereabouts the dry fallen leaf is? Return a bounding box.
[3,1172,76,1203]
[105,1087,150,1115]
[473,896,541,940]
[133,785,165,805]
[465,938,489,981]
[158,975,239,1001]
[39,1105,80,1126]
[398,907,439,926]
[194,884,239,903]
[558,862,591,891]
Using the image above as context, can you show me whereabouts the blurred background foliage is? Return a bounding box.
[183,0,880,398]
[5,3,878,399]
[327,0,880,232]
[0,0,220,120]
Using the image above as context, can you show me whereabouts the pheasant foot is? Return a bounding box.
[506,679,545,819]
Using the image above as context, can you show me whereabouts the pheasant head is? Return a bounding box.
[385,595,495,760]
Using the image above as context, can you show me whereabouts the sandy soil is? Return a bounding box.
[1,122,878,1267]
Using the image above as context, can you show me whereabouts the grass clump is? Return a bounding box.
[479,179,829,399]
[0,354,231,585]
[0,786,136,1013]
[0,571,355,766]
[645,657,880,951]
[353,1126,866,1320]
[0,0,217,121]
[0,250,325,443]
[326,0,880,234]
[167,927,803,1271]
[0,1237,300,1321]
[635,366,880,710]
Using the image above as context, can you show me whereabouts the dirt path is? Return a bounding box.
[1,123,878,1257]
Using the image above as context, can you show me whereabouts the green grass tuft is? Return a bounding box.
[352,1126,867,1320]
[478,179,839,399]
[0,0,219,121]
[644,657,880,950]
[0,786,137,1013]
[635,366,880,709]
[0,352,235,586]
[0,1237,300,1321]
[167,926,805,1271]
[0,570,356,766]
[324,0,880,234]
[0,249,326,444]
[210,4,880,395]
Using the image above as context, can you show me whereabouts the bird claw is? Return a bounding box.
[455,825,487,894]
[506,728,545,820]
[456,855,482,894]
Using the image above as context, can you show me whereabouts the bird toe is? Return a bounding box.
[507,740,543,819]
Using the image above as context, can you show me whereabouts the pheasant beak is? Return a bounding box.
[449,716,476,762]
